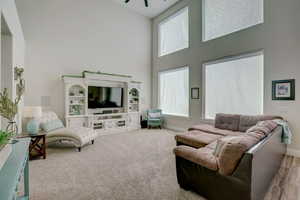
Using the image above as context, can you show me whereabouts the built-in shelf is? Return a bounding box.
[63,72,142,133]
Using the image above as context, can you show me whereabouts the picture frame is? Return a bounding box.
[191,88,200,99]
[272,79,295,100]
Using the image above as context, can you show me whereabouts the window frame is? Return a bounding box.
[202,50,264,120]
[158,6,189,57]
[158,66,190,117]
[202,0,264,42]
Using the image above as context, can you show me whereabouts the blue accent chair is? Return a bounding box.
[147,109,163,129]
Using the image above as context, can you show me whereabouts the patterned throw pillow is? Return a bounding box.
[246,120,278,135]
[41,119,64,132]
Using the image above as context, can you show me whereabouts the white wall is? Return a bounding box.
[152,0,300,152]
[16,0,152,119]
[0,0,25,131]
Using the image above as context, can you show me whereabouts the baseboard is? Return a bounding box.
[287,148,300,158]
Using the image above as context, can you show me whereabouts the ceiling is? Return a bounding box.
[111,0,180,18]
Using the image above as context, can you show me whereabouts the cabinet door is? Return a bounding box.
[68,118,86,128]
[128,113,140,129]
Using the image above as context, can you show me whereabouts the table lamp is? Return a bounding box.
[23,106,42,135]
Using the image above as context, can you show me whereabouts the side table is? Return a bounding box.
[18,133,47,159]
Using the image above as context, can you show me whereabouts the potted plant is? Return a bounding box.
[0,130,13,170]
[0,67,25,170]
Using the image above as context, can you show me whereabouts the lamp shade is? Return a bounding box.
[23,106,42,118]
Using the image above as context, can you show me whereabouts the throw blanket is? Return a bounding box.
[273,119,292,144]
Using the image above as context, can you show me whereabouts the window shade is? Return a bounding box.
[203,0,264,41]
[159,67,189,117]
[204,53,264,119]
[159,7,189,56]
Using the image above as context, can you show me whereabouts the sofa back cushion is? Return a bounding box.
[215,135,260,175]
[215,113,240,131]
[239,115,282,132]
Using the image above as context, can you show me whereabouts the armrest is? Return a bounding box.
[174,145,218,171]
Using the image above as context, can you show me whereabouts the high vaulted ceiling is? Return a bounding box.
[111,0,180,18]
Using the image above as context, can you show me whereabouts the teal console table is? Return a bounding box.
[0,138,30,200]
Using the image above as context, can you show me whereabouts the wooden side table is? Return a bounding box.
[18,133,47,159]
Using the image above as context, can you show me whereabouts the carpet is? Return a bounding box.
[29,129,205,200]
[29,129,298,200]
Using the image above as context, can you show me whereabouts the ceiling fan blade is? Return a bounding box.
[125,0,149,7]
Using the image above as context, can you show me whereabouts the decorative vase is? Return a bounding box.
[0,142,12,170]
[26,119,39,135]
[6,121,18,135]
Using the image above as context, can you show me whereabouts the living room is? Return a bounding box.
[0,0,299,199]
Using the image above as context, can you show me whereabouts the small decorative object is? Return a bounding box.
[0,88,23,135]
[191,88,200,99]
[14,67,24,81]
[272,79,295,100]
[79,90,84,96]
[69,92,75,96]
[23,106,42,135]
[130,88,138,97]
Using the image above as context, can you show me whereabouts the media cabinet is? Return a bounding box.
[62,71,142,135]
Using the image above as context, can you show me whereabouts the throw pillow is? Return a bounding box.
[41,119,64,132]
[246,120,278,135]
[148,112,161,118]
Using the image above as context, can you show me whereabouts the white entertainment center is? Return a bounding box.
[62,71,142,135]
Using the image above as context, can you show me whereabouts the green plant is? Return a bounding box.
[0,130,12,147]
[0,67,25,122]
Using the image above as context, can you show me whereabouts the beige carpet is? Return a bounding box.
[29,129,205,200]
[28,129,298,200]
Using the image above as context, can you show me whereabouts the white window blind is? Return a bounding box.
[204,52,264,119]
[159,7,189,57]
[159,67,189,117]
[203,0,264,41]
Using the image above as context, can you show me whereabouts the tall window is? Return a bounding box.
[159,67,189,117]
[159,7,189,57]
[204,52,264,119]
[203,0,264,41]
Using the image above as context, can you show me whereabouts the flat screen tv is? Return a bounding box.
[88,86,123,109]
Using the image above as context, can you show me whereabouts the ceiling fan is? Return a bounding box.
[125,0,149,7]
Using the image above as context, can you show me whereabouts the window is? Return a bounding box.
[159,67,189,117]
[203,0,264,41]
[159,7,189,57]
[204,52,264,119]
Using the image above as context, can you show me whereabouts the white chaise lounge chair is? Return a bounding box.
[39,111,97,152]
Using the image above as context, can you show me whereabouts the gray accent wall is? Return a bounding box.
[152,0,300,152]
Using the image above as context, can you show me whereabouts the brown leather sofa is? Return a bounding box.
[174,114,286,200]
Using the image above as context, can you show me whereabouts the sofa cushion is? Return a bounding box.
[47,127,98,147]
[175,130,222,148]
[174,145,218,171]
[189,124,242,136]
[215,135,260,175]
[215,114,240,131]
[239,115,282,132]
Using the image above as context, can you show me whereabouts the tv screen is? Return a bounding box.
[88,86,123,109]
